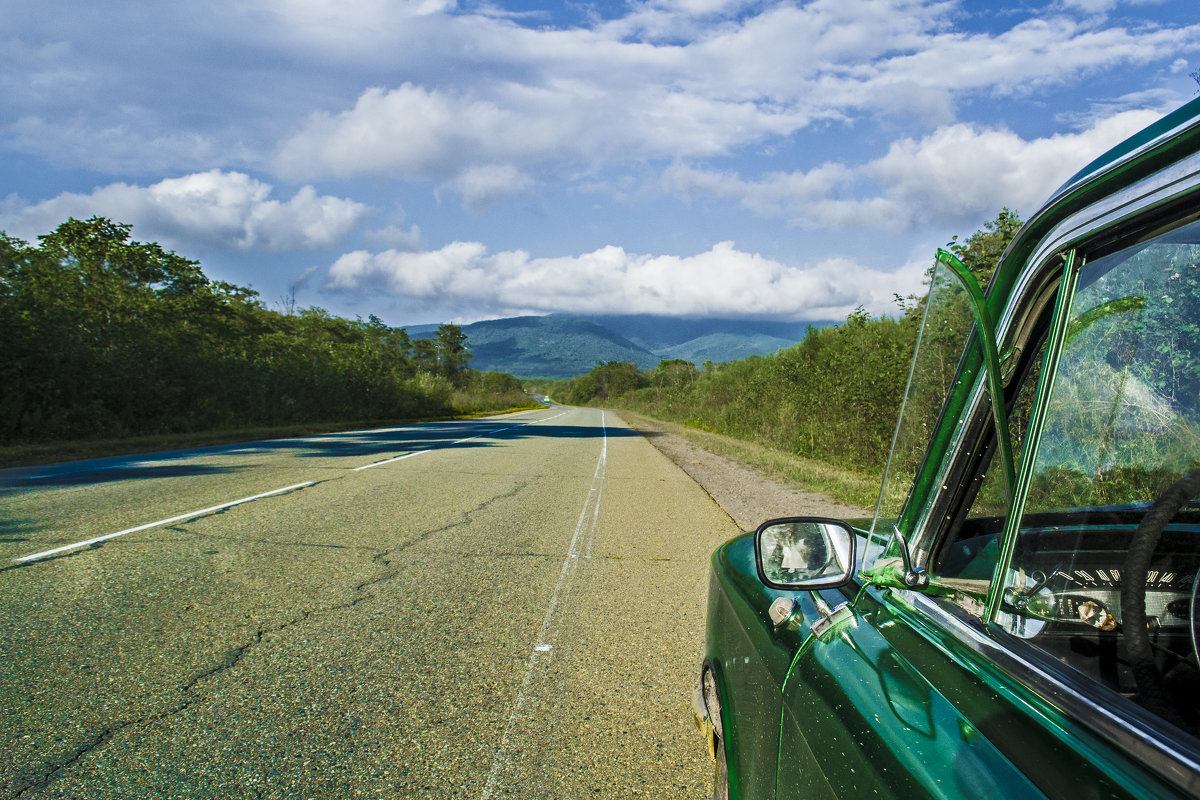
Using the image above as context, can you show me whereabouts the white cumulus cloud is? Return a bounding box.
[664,106,1165,231]
[858,108,1163,225]
[452,164,534,212]
[0,170,368,252]
[273,80,804,190]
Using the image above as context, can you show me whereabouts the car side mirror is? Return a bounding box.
[754,517,856,590]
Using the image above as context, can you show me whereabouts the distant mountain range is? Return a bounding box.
[408,313,828,379]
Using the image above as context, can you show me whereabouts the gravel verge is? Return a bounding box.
[616,412,872,532]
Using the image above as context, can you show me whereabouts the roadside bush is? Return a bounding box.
[406,372,455,413]
[453,371,536,414]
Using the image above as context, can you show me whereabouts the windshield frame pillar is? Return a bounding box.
[984,248,1080,621]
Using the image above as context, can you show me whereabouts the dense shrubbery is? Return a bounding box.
[567,361,648,404]
[543,210,1023,477]
[452,370,533,415]
[0,217,536,444]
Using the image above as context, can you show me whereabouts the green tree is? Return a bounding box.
[568,362,647,404]
[591,208,1026,476]
[652,359,697,391]
[412,337,439,373]
[946,207,1022,288]
[435,323,473,383]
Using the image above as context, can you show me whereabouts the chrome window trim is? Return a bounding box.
[997,150,1200,339]
[896,589,1200,797]
[878,145,1200,565]
[1046,107,1200,207]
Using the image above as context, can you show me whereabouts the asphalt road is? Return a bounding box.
[0,406,741,799]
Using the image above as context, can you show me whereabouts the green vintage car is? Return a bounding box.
[694,96,1200,799]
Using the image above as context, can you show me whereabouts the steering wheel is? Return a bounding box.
[1120,469,1200,722]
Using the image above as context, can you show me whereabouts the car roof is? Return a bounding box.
[1049,95,1200,205]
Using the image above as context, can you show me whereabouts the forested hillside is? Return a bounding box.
[581,314,813,365]
[441,315,661,377]
[0,217,535,445]
[541,210,1022,483]
[408,314,810,379]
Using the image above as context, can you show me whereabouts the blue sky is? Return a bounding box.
[2,0,1198,325]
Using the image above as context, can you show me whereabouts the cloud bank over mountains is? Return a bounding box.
[326,239,928,320]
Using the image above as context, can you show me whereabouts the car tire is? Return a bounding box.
[701,666,730,800]
[712,733,730,800]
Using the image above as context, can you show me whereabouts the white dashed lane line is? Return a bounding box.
[12,482,316,564]
[12,410,575,564]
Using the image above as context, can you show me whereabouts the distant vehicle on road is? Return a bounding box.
[694,97,1200,799]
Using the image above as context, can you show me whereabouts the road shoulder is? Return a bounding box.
[615,411,871,531]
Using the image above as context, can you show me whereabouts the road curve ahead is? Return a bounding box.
[0,406,741,798]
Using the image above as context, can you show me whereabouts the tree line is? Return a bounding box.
[0,217,534,445]
[539,209,1023,478]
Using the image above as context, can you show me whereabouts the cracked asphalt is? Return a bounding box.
[0,406,741,798]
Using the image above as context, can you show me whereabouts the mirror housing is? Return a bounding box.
[754,517,857,590]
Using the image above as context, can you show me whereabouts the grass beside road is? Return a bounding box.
[0,404,544,469]
[618,410,883,510]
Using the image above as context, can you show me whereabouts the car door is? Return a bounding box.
[777,584,1045,799]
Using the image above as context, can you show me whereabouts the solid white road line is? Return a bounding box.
[13,481,316,564]
[480,410,607,799]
